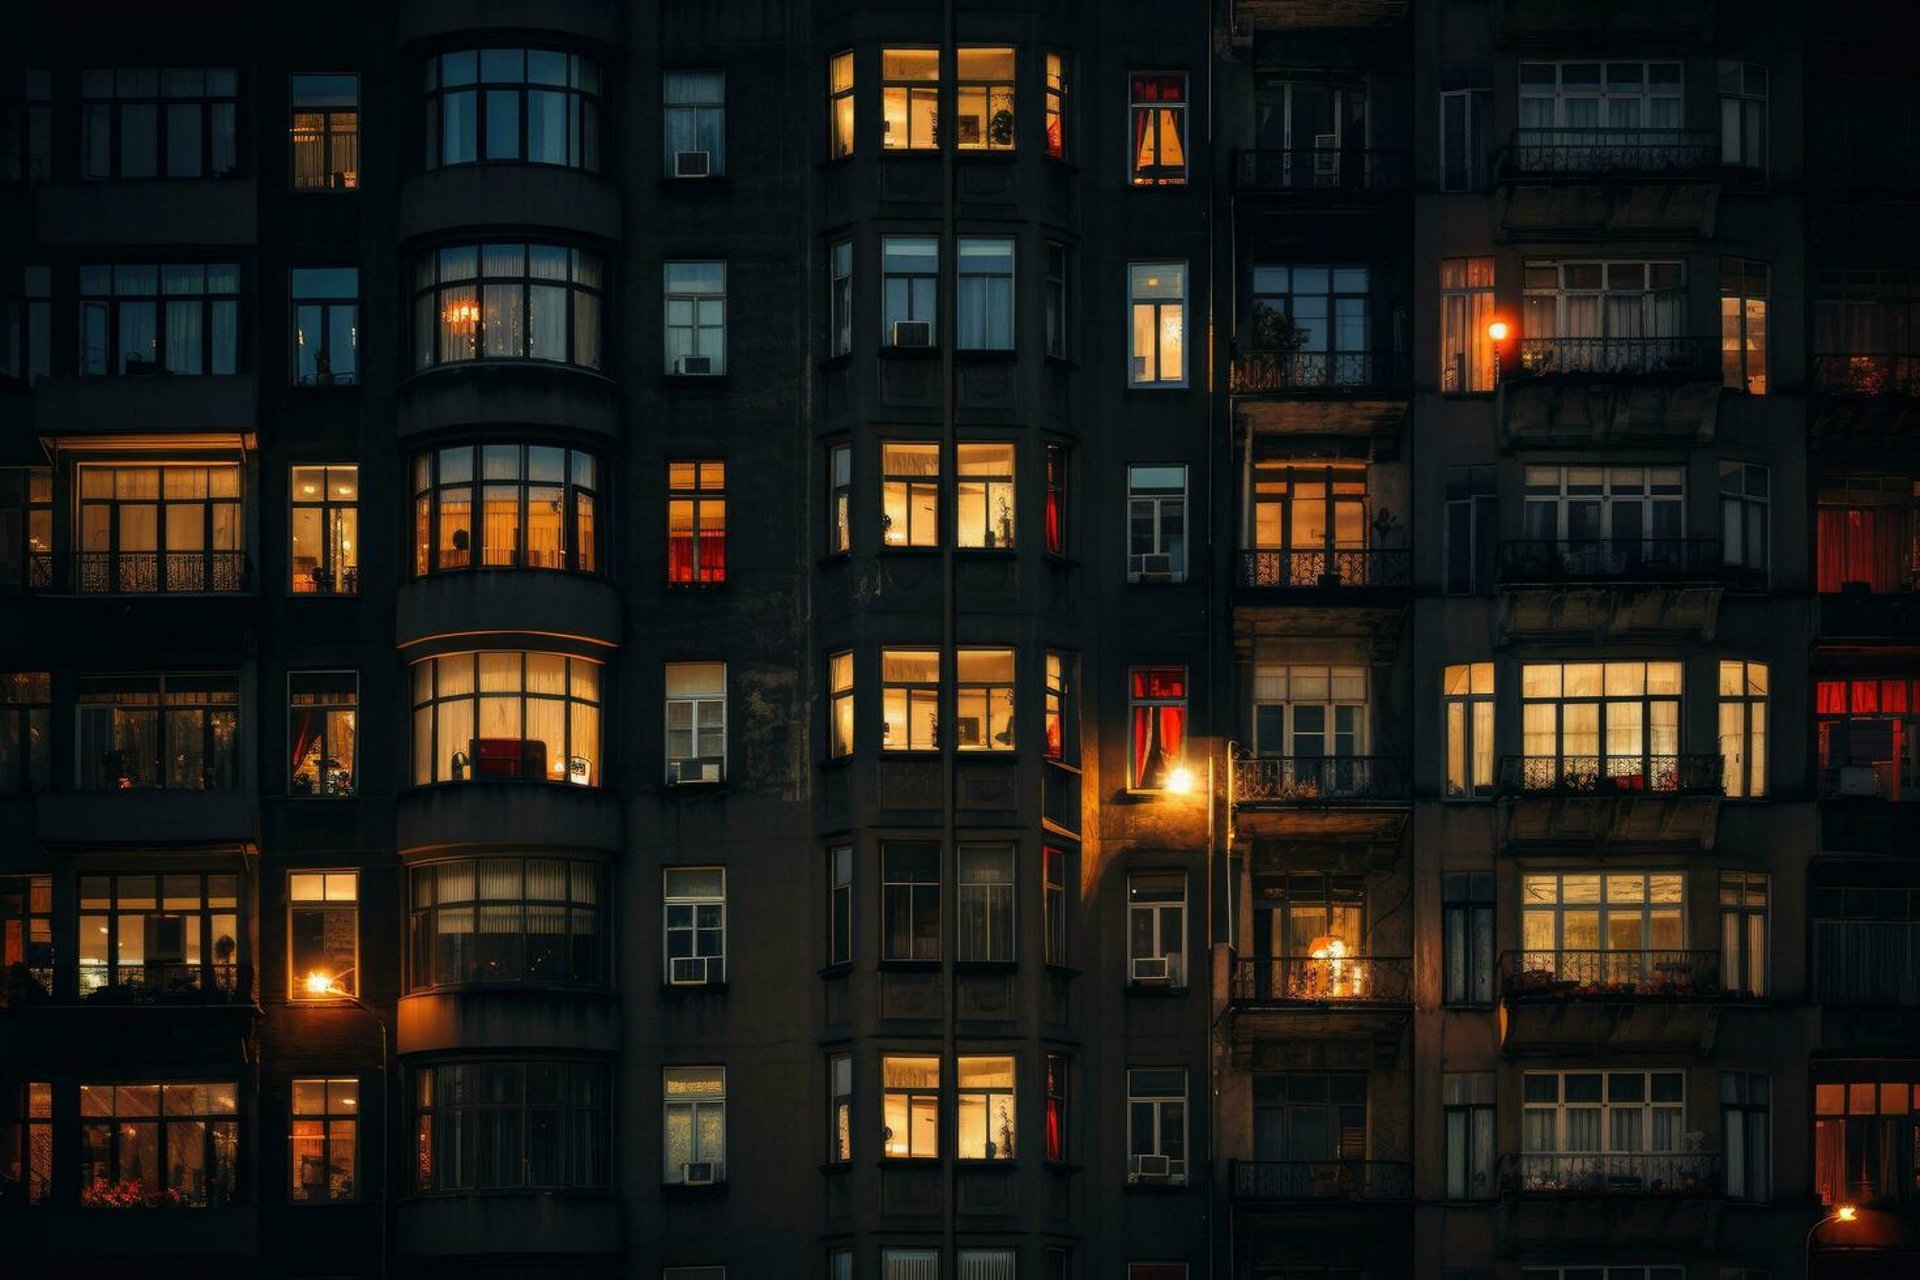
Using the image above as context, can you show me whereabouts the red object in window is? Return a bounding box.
[471,738,526,778]
[1044,446,1066,556]
[667,532,727,585]
[1130,666,1187,786]
[1817,680,1847,715]
[1045,118,1063,160]
[1131,74,1184,104]
[1817,507,1907,593]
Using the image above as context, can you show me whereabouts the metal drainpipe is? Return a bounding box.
[940,0,959,1273]
[1205,6,1221,1280]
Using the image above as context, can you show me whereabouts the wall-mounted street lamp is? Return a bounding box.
[1805,1202,1861,1278]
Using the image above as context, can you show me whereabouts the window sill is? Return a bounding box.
[665,579,728,591]
[1124,982,1190,999]
[874,1157,941,1170]
[954,547,1018,558]
[1124,383,1191,393]
[661,373,731,389]
[878,344,941,360]
[1125,576,1191,587]
[819,351,853,371]
[660,1180,729,1198]
[660,780,730,796]
[877,958,942,973]
[879,750,942,761]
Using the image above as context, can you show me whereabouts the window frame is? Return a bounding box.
[1518,659,1685,790]
[882,235,940,346]
[1125,1067,1189,1183]
[881,442,940,549]
[289,464,359,594]
[955,842,1014,963]
[829,1052,853,1163]
[421,48,602,172]
[1443,661,1495,800]
[662,1066,727,1185]
[830,239,853,357]
[290,266,359,387]
[288,669,358,798]
[663,866,727,985]
[1717,659,1769,799]
[1127,263,1188,388]
[955,442,1017,550]
[408,650,603,787]
[956,236,1015,351]
[76,871,240,996]
[1443,1071,1496,1200]
[954,647,1015,752]
[882,1055,941,1158]
[828,442,852,554]
[663,260,728,376]
[1717,61,1768,172]
[662,69,726,176]
[80,67,239,181]
[954,47,1016,152]
[1126,465,1188,582]
[882,840,941,962]
[78,1081,239,1207]
[828,649,855,759]
[75,672,240,791]
[828,51,855,159]
[664,660,728,785]
[413,1060,609,1193]
[1127,666,1188,791]
[1721,1070,1771,1202]
[79,262,242,377]
[956,1054,1017,1159]
[1045,52,1069,159]
[828,844,853,967]
[880,48,941,152]
[406,856,609,991]
[1127,872,1187,987]
[411,242,603,371]
[288,869,360,1001]
[410,443,601,577]
[1440,257,1496,392]
[0,673,52,795]
[1128,72,1189,185]
[1442,872,1496,1005]
[881,647,941,752]
[290,1077,360,1204]
[1044,845,1068,967]
[1721,258,1770,395]
[667,459,727,586]
[290,74,360,192]
[1719,871,1768,997]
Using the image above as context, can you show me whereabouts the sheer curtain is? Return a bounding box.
[664,72,725,171]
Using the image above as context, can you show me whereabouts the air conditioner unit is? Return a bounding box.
[669,758,724,785]
[1837,765,1882,797]
[1135,553,1174,582]
[891,320,933,348]
[681,1161,718,1186]
[1131,955,1172,984]
[1130,1153,1172,1181]
[673,150,712,178]
[674,355,715,376]
[1313,133,1340,176]
[669,955,715,986]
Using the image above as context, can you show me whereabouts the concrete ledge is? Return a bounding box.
[396,570,622,655]
[397,363,620,443]
[399,164,621,244]
[397,988,619,1055]
[36,179,256,246]
[397,1194,623,1257]
[395,782,623,855]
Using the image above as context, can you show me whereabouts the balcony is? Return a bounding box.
[20,551,251,596]
[1511,337,1719,382]
[1229,1159,1412,1204]
[1497,755,1722,851]
[1501,949,1723,1001]
[1496,540,1739,643]
[72,963,253,1006]
[1815,354,1920,400]
[1230,955,1412,1004]
[1229,350,1408,397]
[1237,549,1409,594]
[1505,129,1716,178]
[1234,756,1411,807]
[1229,352,1408,460]
[1234,149,1411,193]
[1502,1152,1724,1198]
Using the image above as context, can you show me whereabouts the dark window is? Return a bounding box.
[1811,883,1920,1006]
[0,673,50,793]
[423,49,600,170]
[882,841,941,961]
[77,674,239,791]
[1440,64,1493,192]
[81,67,238,180]
[1253,1072,1365,1165]
[0,875,53,997]
[829,845,853,965]
[1044,846,1068,966]
[409,858,607,990]
[291,267,358,386]
[1722,1071,1770,1201]
[80,263,240,376]
[664,71,725,175]
[1,1081,52,1204]
[1046,243,1069,359]
[1443,873,1495,1005]
[413,1061,608,1192]
[0,468,52,592]
[1,69,51,184]
[829,1053,852,1162]
[1444,465,1495,594]
[1,265,52,385]
[1444,1072,1495,1200]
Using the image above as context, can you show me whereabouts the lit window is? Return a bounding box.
[79,1083,237,1207]
[828,51,855,158]
[1440,257,1495,392]
[956,48,1015,150]
[1127,872,1186,986]
[955,443,1016,550]
[74,463,245,594]
[1721,258,1769,394]
[408,857,607,989]
[1128,666,1187,789]
[1815,476,1920,594]
[81,68,237,180]
[1126,1069,1188,1183]
[80,263,240,376]
[1044,650,1071,760]
[1044,444,1069,556]
[1519,259,1687,374]
[423,49,601,170]
[830,239,853,356]
[77,873,239,997]
[956,843,1014,961]
[664,71,725,176]
[1128,264,1187,387]
[290,1078,359,1203]
[881,649,941,751]
[291,267,359,387]
[289,871,359,999]
[664,867,727,985]
[1045,53,1068,158]
[414,1061,607,1191]
[1718,660,1769,798]
[413,243,602,370]
[828,844,853,966]
[668,460,727,585]
[663,1067,726,1184]
[1443,662,1495,799]
[881,49,940,150]
[665,661,727,784]
[956,648,1015,751]
[828,442,851,553]
[829,650,855,758]
[1251,664,1369,768]
[290,74,358,190]
[957,238,1014,349]
[829,1053,853,1162]
[882,442,940,547]
[1044,1053,1069,1160]
[290,464,358,594]
[289,670,357,797]
[409,651,603,786]
[957,1055,1016,1158]
[0,673,50,794]
[665,261,727,375]
[882,1055,940,1156]
[1519,872,1685,991]
[5,1081,52,1204]
[1813,1078,1920,1207]
[882,841,941,961]
[1129,74,1188,184]
[883,237,939,346]
[1519,661,1686,792]
[411,444,600,575]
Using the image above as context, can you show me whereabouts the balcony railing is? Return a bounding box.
[1231,955,1413,1004]
[73,963,253,1005]
[1238,549,1411,591]
[0,964,55,1008]
[1813,353,1920,399]
[1229,349,1408,395]
[1229,1159,1413,1202]
[1234,148,1411,192]
[24,551,251,595]
[1514,336,1718,378]
[1233,756,1412,805]
[1496,538,1747,585]
[1502,1152,1724,1197]
[1500,949,1724,1000]
[1498,754,1724,797]
[1506,128,1717,176]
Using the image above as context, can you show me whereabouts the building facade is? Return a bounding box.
[0,2,1914,1279]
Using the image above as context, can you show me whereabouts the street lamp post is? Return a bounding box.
[1805,1202,1859,1278]
[305,970,390,1280]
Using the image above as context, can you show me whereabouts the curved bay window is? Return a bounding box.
[411,444,600,576]
[409,857,607,990]
[423,49,601,171]
[414,1061,608,1193]
[413,243,603,371]
[411,651,601,787]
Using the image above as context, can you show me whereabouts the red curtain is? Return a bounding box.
[289,710,318,785]
[1130,667,1188,786]
[1045,1096,1063,1162]
[668,534,727,584]
[1045,455,1064,556]
[1817,507,1905,592]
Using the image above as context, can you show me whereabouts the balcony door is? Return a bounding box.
[77,463,242,593]
[1254,76,1366,189]
[1252,872,1366,999]
[1247,267,1370,386]
[1252,464,1369,583]
[1252,1072,1366,1180]
[1251,666,1368,775]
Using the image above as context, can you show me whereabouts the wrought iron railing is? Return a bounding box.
[25,551,251,595]
[1234,148,1412,192]
[1502,1152,1724,1196]
[1231,955,1413,1004]
[1514,336,1718,378]
[0,964,54,1008]
[1228,349,1408,394]
[1500,949,1724,999]
[1506,128,1717,175]
[1229,1159,1413,1202]
[1496,537,1744,584]
[1233,756,1412,804]
[1812,353,1920,399]
[1498,753,1724,796]
[74,963,251,1004]
[1238,549,1411,590]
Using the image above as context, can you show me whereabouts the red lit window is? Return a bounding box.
[668,460,726,585]
[1815,676,1920,798]
[1045,443,1068,556]
[1129,74,1187,185]
[1045,1053,1069,1161]
[1815,477,1919,593]
[1130,666,1187,789]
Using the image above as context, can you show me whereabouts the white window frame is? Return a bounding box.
[1126,464,1187,581]
[1518,60,1683,129]
[1520,1069,1688,1167]
[1520,871,1685,982]
[662,1066,726,1184]
[663,866,726,984]
[664,661,727,784]
[1251,664,1368,760]
[1443,661,1495,800]
[1128,262,1187,387]
[1126,1068,1188,1184]
[1127,873,1186,987]
[663,260,727,375]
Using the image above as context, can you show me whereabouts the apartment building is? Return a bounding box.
[0,2,1915,1279]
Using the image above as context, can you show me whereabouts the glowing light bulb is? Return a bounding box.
[303,970,336,996]
[1487,320,1510,343]
[1836,1204,1859,1222]
[1165,766,1196,795]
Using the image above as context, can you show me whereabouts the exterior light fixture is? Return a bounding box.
[1835,1204,1858,1223]
[1165,766,1197,795]
[303,969,339,996]
[1486,320,1509,342]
